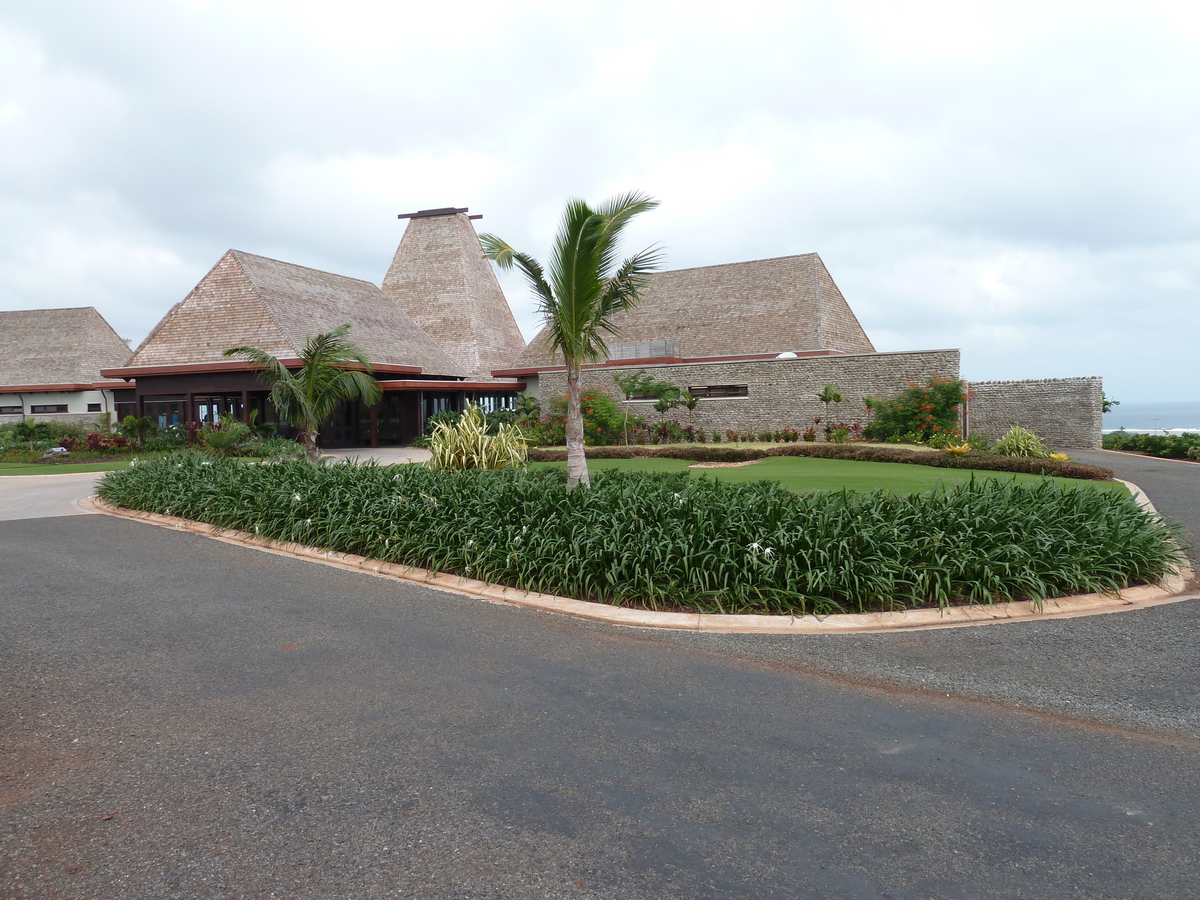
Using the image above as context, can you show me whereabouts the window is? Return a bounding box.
[688,385,749,399]
[0,406,21,415]
[474,393,516,413]
[87,403,102,412]
[30,404,69,414]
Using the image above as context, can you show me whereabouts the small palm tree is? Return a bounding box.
[223,323,382,465]
[480,192,661,488]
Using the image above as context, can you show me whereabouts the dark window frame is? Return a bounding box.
[30,404,69,414]
[688,385,750,399]
[0,406,22,415]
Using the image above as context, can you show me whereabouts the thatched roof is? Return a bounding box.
[125,250,466,377]
[0,307,132,388]
[382,210,526,379]
[508,253,874,369]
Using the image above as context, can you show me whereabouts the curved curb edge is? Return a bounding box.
[81,484,1196,634]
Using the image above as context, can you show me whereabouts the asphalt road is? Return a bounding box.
[1,457,1199,898]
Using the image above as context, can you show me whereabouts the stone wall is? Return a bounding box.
[536,349,961,436]
[0,411,108,429]
[967,377,1103,449]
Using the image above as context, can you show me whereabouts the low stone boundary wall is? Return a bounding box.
[967,377,1103,449]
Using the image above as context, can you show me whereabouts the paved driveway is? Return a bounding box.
[1,458,1198,898]
[0,472,102,521]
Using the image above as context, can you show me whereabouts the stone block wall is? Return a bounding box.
[536,349,961,436]
[966,377,1103,449]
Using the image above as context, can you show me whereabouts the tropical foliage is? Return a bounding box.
[992,424,1053,459]
[863,374,969,443]
[97,458,1183,616]
[428,402,527,471]
[1104,430,1200,460]
[224,323,381,464]
[480,192,662,488]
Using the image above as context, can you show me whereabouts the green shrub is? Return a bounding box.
[96,458,1184,616]
[993,425,1052,459]
[864,375,967,443]
[142,432,188,453]
[540,389,627,446]
[199,415,251,456]
[1104,430,1200,460]
[429,402,527,471]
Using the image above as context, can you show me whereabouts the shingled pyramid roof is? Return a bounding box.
[0,307,132,388]
[126,250,466,377]
[508,253,875,369]
[381,210,526,379]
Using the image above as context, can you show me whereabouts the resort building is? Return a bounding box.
[0,307,134,426]
[101,208,527,446]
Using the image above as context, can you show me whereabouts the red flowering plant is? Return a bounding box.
[863,374,969,443]
[543,389,628,446]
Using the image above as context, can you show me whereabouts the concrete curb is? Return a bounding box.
[82,482,1197,633]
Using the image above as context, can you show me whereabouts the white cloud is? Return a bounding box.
[0,1,1197,399]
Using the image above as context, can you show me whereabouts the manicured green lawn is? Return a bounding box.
[0,460,133,476]
[529,455,1126,495]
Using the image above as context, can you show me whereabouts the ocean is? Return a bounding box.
[1103,401,1200,434]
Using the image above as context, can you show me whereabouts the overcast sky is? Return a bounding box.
[2,1,1197,401]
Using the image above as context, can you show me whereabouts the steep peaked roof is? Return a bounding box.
[126,250,466,377]
[0,307,132,388]
[508,253,874,369]
[381,210,526,379]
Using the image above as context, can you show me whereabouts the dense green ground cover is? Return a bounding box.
[96,456,1181,616]
[528,455,1127,496]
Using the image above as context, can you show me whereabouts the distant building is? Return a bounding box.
[0,307,134,426]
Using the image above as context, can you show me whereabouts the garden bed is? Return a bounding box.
[96,455,1180,617]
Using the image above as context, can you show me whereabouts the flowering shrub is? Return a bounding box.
[864,374,969,442]
[535,389,628,446]
[56,431,133,452]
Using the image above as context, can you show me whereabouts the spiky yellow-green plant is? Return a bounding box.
[428,403,527,471]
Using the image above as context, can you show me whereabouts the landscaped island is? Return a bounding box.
[96,455,1183,617]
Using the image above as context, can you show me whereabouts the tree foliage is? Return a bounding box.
[480,193,661,488]
[223,323,381,465]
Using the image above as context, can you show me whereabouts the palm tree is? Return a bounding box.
[480,192,661,488]
[223,323,382,465]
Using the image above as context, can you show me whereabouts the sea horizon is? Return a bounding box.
[1102,400,1200,434]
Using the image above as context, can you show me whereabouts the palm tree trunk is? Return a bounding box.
[302,429,321,466]
[564,368,590,489]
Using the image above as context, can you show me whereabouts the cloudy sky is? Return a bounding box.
[2,1,1197,401]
